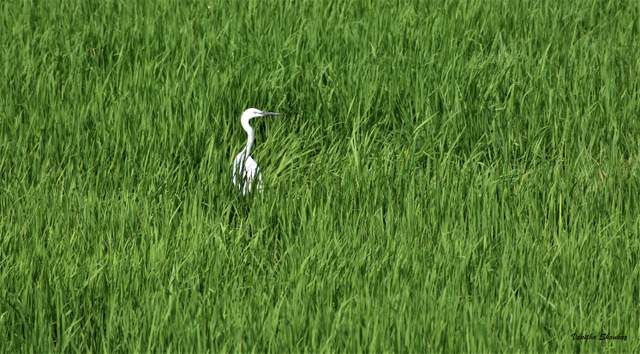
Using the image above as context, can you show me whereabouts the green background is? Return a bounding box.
[1,0,639,352]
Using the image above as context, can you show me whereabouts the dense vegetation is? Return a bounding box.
[1,0,638,352]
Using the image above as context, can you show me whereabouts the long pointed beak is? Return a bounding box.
[261,111,280,116]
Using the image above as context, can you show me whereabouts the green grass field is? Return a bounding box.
[1,0,639,352]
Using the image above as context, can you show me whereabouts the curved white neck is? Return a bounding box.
[241,118,255,156]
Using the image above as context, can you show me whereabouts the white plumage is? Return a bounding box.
[232,108,279,195]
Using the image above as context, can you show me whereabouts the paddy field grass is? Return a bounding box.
[1,0,639,352]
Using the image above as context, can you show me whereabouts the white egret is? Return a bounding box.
[232,108,280,195]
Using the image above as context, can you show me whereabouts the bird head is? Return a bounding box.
[241,108,280,125]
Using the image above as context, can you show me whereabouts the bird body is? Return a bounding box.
[233,147,262,195]
[232,108,279,195]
